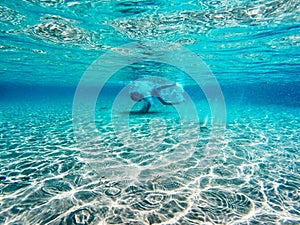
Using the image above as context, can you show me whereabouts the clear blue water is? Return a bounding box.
[1,0,300,224]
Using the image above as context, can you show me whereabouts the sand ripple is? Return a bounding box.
[0,104,299,224]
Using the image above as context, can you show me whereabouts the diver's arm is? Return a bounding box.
[157,97,173,105]
[157,97,183,105]
[153,83,185,105]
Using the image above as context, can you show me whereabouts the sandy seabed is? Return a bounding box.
[0,102,299,225]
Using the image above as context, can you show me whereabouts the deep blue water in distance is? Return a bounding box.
[1,0,300,224]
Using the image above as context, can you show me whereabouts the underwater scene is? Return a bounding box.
[0,0,300,224]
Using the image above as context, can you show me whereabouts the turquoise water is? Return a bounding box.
[1,0,300,224]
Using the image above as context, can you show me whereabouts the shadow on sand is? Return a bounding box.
[121,111,162,115]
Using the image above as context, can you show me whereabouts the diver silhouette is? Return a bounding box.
[129,81,185,113]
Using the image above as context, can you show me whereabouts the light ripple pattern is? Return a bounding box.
[0,0,300,224]
[0,102,299,224]
[27,14,102,49]
[110,0,300,39]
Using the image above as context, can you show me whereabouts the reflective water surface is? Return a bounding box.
[1,0,300,224]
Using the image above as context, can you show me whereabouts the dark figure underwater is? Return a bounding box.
[129,80,186,113]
